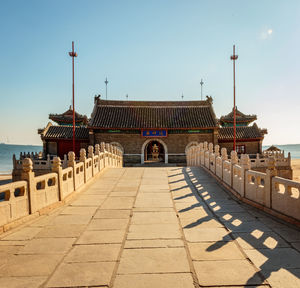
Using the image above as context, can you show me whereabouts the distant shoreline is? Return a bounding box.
[0,174,12,185]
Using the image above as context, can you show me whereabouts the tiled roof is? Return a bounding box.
[218,124,264,141]
[43,126,89,140]
[265,145,281,151]
[89,99,218,129]
[220,108,257,124]
[49,107,88,124]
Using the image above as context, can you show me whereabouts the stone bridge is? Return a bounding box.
[0,166,299,288]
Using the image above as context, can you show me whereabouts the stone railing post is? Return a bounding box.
[105,143,111,167]
[221,148,228,161]
[88,146,95,177]
[199,143,204,165]
[186,148,190,166]
[230,150,238,187]
[111,146,116,167]
[100,142,106,168]
[215,145,220,157]
[195,145,200,166]
[204,141,208,151]
[68,151,76,190]
[240,154,251,197]
[80,148,87,183]
[63,154,68,168]
[95,144,100,173]
[218,147,227,179]
[265,157,277,208]
[47,154,51,169]
[120,149,124,167]
[52,157,63,201]
[21,158,36,214]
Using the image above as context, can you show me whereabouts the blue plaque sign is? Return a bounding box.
[142,129,167,137]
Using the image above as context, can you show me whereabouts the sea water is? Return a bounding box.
[0,143,300,174]
[0,144,42,174]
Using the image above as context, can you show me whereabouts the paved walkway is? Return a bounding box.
[0,167,300,288]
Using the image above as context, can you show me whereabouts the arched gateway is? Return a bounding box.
[141,139,168,164]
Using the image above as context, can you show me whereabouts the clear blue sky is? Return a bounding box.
[0,0,299,145]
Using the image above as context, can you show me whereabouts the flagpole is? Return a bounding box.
[230,45,238,152]
[69,41,77,154]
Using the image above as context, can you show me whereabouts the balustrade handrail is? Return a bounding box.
[186,142,299,224]
[0,143,123,232]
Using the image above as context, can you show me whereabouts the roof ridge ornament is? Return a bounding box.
[206,95,213,104]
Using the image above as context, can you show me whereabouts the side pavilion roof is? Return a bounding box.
[219,107,257,125]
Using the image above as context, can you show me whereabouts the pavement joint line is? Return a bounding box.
[185,167,270,287]
[41,168,126,288]
[108,167,145,288]
[167,167,200,288]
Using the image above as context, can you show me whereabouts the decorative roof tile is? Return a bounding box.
[43,126,89,140]
[218,124,265,141]
[49,106,88,125]
[89,99,218,129]
[219,107,257,125]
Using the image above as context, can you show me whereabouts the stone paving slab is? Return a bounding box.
[1,227,42,241]
[65,244,121,262]
[180,217,224,228]
[113,273,195,288]
[245,248,300,270]
[94,209,131,219]
[188,241,245,260]
[70,195,106,206]
[133,207,174,212]
[0,254,62,276]
[51,214,92,225]
[77,230,125,244]
[0,166,300,288]
[124,239,184,248]
[260,268,300,288]
[60,206,98,215]
[36,224,86,238]
[87,218,129,230]
[117,247,190,274]
[46,262,116,287]
[127,223,181,240]
[131,211,178,224]
[193,259,264,286]
[184,227,232,242]
[101,196,135,209]
[215,211,257,222]
[18,237,75,254]
[233,231,290,249]
[134,197,173,208]
[0,276,47,288]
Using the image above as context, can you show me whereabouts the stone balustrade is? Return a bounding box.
[0,143,123,233]
[249,151,291,169]
[186,142,300,224]
[13,154,68,170]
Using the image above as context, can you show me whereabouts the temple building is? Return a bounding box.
[88,96,218,164]
[38,97,267,164]
[38,107,89,158]
[218,108,267,155]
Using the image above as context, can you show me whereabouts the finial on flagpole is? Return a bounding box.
[200,79,204,100]
[104,77,108,100]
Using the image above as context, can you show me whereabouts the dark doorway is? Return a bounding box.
[144,140,165,163]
